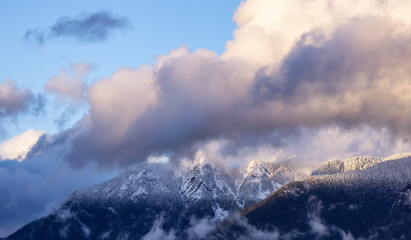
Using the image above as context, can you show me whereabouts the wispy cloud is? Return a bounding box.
[23,11,130,44]
[44,63,91,102]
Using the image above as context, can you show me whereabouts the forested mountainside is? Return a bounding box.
[237,154,411,240]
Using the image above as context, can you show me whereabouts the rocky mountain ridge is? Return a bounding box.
[6,152,309,240]
[7,152,410,239]
[239,153,411,240]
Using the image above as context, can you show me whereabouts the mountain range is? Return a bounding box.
[5,153,411,240]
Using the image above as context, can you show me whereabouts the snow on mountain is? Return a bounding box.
[6,152,310,240]
[234,159,311,207]
[69,163,177,203]
[311,152,411,176]
[7,152,411,239]
[69,151,308,214]
[241,153,411,240]
[176,151,310,207]
[178,151,237,203]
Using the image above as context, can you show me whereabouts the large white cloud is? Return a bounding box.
[223,0,411,66]
[13,0,408,169]
[53,0,411,167]
[0,129,45,161]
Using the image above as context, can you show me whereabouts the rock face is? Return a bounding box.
[240,153,411,240]
[6,152,308,240]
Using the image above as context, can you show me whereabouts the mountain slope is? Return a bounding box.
[6,154,308,240]
[9,153,409,239]
[368,184,411,239]
[242,154,411,239]
[311,156,382,175]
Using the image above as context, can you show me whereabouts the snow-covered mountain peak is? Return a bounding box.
[244,160,271,178]
[311,155,384,175]
[181,150,215,173]
[178,155,235,202]
[311,152,411,175]
[194,150,207,165]
[384,152,411,161]
[7,154,411,240]
[66,163,178,204]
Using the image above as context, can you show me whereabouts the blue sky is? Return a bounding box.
[0,0,241,141]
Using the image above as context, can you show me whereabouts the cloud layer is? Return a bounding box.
[51,6,411,167]
[23,11,130,44]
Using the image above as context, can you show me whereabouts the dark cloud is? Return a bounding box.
[23,11,130,44]
[252,17,411,134]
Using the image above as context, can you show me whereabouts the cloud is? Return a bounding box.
[60,14,411,167]
[278,126,410,164]
[44,63,91,102]
[177,125,408,168]
[15,2,411,167]
[406,191,411,205]
[142,219,176,240]
[0,79,45,120]
[140,214,281,240]
[0,142,118,237]
[251,16,411,135]
[61,47,259,166]
[201,213,283,240]
[185,218,218,239]
[307,197,329,237]
[222,0,411,66]
[23,11,130,44]
[138,201,358,240]
[0,129,45,161]
[306,197,357,240]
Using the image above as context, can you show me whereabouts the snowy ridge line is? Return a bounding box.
[311,152,411,176]
[66,153,310,210]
